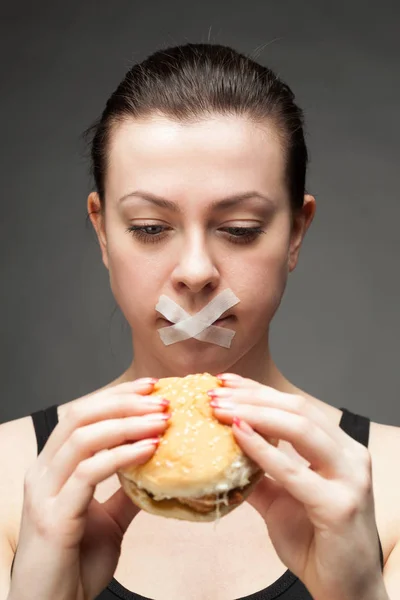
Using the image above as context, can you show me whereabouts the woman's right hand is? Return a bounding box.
[8,378,170,600]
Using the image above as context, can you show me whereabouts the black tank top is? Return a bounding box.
[11,405,384,600]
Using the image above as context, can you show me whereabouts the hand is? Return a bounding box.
[209,373,383,600]
[10,378,170,600]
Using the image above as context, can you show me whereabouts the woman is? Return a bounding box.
[1,43,399,600]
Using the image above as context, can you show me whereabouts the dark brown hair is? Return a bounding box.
[83,43,309,216]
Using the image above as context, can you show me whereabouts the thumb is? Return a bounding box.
[246,475,282,518]
[103,486,141,536]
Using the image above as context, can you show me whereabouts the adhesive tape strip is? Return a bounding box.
[156,289,240,348]
[156,296,235,347]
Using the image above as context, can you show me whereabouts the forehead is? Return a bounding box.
[106,115,286,202]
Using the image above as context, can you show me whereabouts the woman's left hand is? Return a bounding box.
[209,373,384,600]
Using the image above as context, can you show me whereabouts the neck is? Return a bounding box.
[120,331,299,396]
[113,337,340,427]
[110,334,341,435]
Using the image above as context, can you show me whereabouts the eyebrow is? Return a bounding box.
[118,190,275,212]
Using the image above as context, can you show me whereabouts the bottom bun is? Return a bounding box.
[117,468,264,522]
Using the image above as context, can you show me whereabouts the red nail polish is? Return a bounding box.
[137,437,160,448]
[216,373,241,381]
[145,396,169,408]
[207,389,232,397]
[233,417,254,435]
[145,413,171,421]
[160,413,171,421]
[149,438,161,446]
[135,377,159,385]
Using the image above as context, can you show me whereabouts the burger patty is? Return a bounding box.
[176,488,245,514]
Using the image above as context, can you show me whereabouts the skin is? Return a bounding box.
[85,115,390,598]
[88,113,315,389]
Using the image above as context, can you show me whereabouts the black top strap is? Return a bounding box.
[10,405,59,576]
[339,407,383,570]
[30,404,59,454]
[339,407,370,447]
[11,404,384,587]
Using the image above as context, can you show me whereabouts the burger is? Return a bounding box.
[118,373,278,522]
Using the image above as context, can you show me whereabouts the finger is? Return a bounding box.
[232,420,331,508]
[101,486,141,537]
[219,406,342,476]
[37,380,163,466]
[217,373,257,387]
[211,385,350,448]
[57,438,159,520]
[245,474,285,515]
[42,414,170,496]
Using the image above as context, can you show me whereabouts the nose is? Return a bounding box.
[170,231,220,294]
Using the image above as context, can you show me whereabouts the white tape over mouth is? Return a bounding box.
[156,289,240,348]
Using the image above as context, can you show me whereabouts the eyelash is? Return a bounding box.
[125,225,266,245]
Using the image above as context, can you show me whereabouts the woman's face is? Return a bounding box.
[89,114,313,377]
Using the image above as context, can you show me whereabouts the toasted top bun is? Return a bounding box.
[118,373,277,501]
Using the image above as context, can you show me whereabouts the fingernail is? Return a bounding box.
[135,377,159,385]
[144,396,170,407]
[233,417,254,436]
[145,412,171,421]
[209,399,235,410]
[136,437,161,448]
[207,388,232,398]
[216,373,241,381]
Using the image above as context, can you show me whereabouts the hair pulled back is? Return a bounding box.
[83,43,308,214]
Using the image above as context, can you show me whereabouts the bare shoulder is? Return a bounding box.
[369,418,400,478]
[369,419,400,556]
[0,379,123,552]
[304,393,400,563]
[0,414,38,551]
[0,414,38,481]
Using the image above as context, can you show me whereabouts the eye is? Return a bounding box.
[220,226,266,244]
[125,225,266,245]
[126,225,170,244]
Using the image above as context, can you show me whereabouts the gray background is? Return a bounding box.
[1,1,399,425]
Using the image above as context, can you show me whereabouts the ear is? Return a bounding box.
[288,194,316,272]
[87,191,109,270]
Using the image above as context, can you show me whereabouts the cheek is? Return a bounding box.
[241,255,288,324]
[106,240,166,323]
[233,235,290,325]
